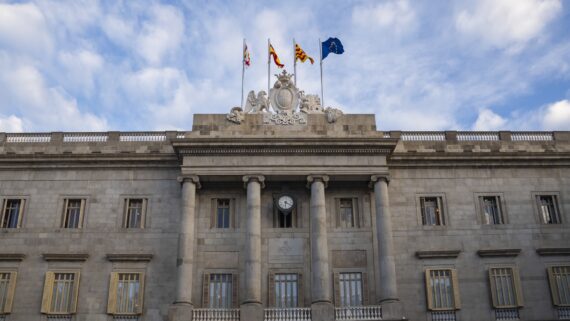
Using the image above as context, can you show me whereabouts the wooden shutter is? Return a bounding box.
[488,268,499,308]
[353,198,359,228]
[70,271,81,313]
[3,271,17,313]
[420,198,426,225]
[547,267,561,306]
[268,271,276,307]
[136,272,145,314]
[333,272,340,306]
[231,273,239,308]
[230,199,236,228]
[1,199,6,227]
[361,272,369,306]
[41,271,55,313]
[297,273,304,307]
[79,199,86,228]
[141,199,148,229]
[107,272,119,314]
[17,199,25,228]
[451,269,461,309]
[513,267,524,307]
[202,273,211,307]
[61,199,69,227]
[425,269,434,310]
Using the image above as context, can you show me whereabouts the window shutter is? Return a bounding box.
[361,272,369,306]
[232,273,239,308]
[70,271,81,313]
[333,272,340,306]
[425,269,434,310]
[436,197,444,225]
[488,269,499,308]
[451,269,461,309]
[141,199,148,229]
[230,198,236,229]
[79,199,86,228]
[547,267,560,306]
[107,272,119,314]
[297,273,304,307]
[1,199,6,227]
[17,199,25,228]
[353,198,359,228]
[61,199,69,227]
[202,273,210,307]
[420,198,426,224]
[3,271,17,313]
[268,271,276,307]
[41,271,55,313]
[136,272,145,314]
[513,267,524,307]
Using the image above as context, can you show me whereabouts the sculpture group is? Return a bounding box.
[227,70,343,125]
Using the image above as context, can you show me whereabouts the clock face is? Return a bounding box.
[277,195,294,211]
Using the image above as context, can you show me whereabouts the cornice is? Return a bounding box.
[389,152,570,168]
[536,248,570,256]
[477,249,521,257]
[43,253,89,261]
[0,153,179,169]
[106,253,153,262]
[415,250,461,259]
[0,253,26,261]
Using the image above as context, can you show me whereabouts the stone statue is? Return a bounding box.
[243,90,270,113]
[325,107,343,123]
[299,91,324,114]
[226,107,244,124]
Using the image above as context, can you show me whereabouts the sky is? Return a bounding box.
[0,0,569,132]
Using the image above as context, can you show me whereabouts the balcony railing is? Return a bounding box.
[495,308,520,320]
[335,305,383,320]
[431,310,456,321]
[264,307,311,321]
[192,308,240,321]
[559,307,570,320]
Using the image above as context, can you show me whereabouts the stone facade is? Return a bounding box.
[0,114,568,321]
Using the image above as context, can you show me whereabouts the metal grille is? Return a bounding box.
[421,197,444,226]
[481,196,504,225]
[51,273,75,313]
[339,273,363,307]
[538,195,561,224]
[559,307,570,320]
[63,199,82,228]
[339,199,355,228]
[429,270,454,309]
[209,274,233,308]
[116,273,140,314]
[490,268,516,307]
[46,315,72,321]
[1,199,22,228]
[551,266,570,305]
[495,308,520,320]
[113,315,139,321]
[275,274,298,308]
[125,199,144,228]
[432,310,457,321]
[0,273,11,312]
[216,199,231,228]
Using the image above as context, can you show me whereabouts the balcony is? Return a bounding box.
[190,306,383,321]
[192,308,240,321]
[335,306,383,320]
[264,307,311,321]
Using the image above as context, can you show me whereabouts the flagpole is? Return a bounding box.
[293,38,297,86]
[241,38,245,109]
[319,38,324,108]
[267,38,270,95]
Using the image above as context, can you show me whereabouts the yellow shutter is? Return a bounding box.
[297,273,304,307]
[3,272,17,313]
[107,272,119,314]
[451,269,461,309]
[41,272,55,313]
[70,271,81,313]
[333,272,340,306]
[425,269,434,310]
[202,273,210,307]
[547,267,560,306]
[488,269,499,308]
[513,267,524,307]
[136,272,145,314]
[268,272,275,307]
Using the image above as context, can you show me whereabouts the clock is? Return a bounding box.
[276,195,295,212]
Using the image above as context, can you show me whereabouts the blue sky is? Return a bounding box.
[0,0,569,132]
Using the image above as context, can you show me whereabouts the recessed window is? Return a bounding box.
[339,273,363,306]
[425,269,460,311]
[273,198,298,228]
[41,271,81,314]
[107,272,145,315]
[202,273,237,309]
[547,266,570,306]
[0,271,17,314]
[420,196,445,226]
[269,272,303,308]
[480,196,505,225]
[537,195,562,224]
[1,199,25,229]
[211,198,235,229]
[123,199,147,228]
[336,198,359,228]
[488,267,523,309]
[62,199,86,228]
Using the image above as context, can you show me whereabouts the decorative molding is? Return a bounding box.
[369,174,390,188]
[263,112,307,125]
[536,248,570,256]
[415,250,461,259]
[477,249,521,257]
[0,253,26,261]
[43,253,89,262]
[106,254,153,262]
[177,146,393,156]
[242,175,266,189]
[307,174,329,188]
[177,175,201,189]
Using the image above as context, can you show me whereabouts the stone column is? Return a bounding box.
[371,175,403,319]
[170,175,200,321]
[241,175,265,321]
[307,175,334,321]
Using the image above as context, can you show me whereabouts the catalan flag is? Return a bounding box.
[269,44,284,68]
[295,43,314,64]
[243,43,251,67]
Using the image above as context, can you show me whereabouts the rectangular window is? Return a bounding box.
[123,199,147,228]
[537,195,561,224]
[337,198,359,228]
[339,273,363,306]
[0,271,17,314]
[107,272,144,315]
[1,199,25,228]
[425,269,460,310]
[41,271,81,314]
[480,196,505,225]
[273,199,298,228]
[548,266,570,306]
[208,274,233,308]
[275,274,299,308]
[216,199,231,228]
[62,199,85,228]
[420,197,445,226]
[488,267,523,308]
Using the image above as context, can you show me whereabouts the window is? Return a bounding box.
[41,271,81,314]
[107,272,145,315]
[420,196,445,226]
[211,198,235,229]
[273,200,298,228]
[425,269,460,311]
[480,196,505,225]
[488,267,523,309]
[269,272,303,307]
[1,199,25,228]
[548,266,570,306]
[537,195,562,224]
[0,271,17,314]
[336,198,359,228]
[339,273,363,306]
[123,199,147,228]
[202,273,238,308]
[62,199,85,228]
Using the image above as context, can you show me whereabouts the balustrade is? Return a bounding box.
[559,307,570,320]
[63,133,108,142]
[457,132,499,141]
[192,308,240,321]
[495,308,520,320]
[264,307,311,321]
[334,306,383,320]
[6,133,51,143]
[511,131,553,141]
[119,132,166,142]
[431,310,456,321]
[401,132,446,141]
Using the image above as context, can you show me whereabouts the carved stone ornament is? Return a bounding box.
[226,107,244,124]
[269,70,299,113]
[263,111,307,125]
[244,91,270,113]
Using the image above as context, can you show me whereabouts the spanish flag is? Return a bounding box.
[269,44,284,68]
[295,43,314,64]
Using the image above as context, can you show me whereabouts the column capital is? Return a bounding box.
[307,174,329,188]
[242,175,265,189]
[177,175,201,189]
[369,174,390,188]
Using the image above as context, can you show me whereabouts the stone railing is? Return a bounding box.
[457,131,499,141]
[400,131,446,141]
[335,305,383,320]
[264,307,311,321]
[431,310,456,321]
[511,131,553,141]
[495,308,520,320]
[386,131,562,142]
[119,132,167,142]
[192,308,240,321]
[558,307,570,320]
[63,132,109,142]
[1,131,187,144]
[6,133,51,143]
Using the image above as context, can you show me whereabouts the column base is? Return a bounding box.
[240,302,263,321]
[311,301,334,321]
[168,302,193,321]
[380,300,406,320]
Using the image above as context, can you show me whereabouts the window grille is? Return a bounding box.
[113,316,139,321]
[431,310,457,321]
[481,196,504,225]
[209,274,233,308]
[425,269,460,311]
[548,266,570,306]
[538,195,561,224]
[41,272,80,314]
[62,199,85,228]
[495,308,520,320]
[124,199,146,228]
[274,274,299,308]
[339,273,363,307]
[46,315,73,321]
[1,199,24,228]
[420,197,445,226]
[558,307,570,320]
[488,267,523,308]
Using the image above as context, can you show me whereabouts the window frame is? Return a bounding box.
[0,198,26,229]
[122,198,148,229]
[474,193,508,225]
[107,271,145,315]
[416,194,448,227]
[335,197,360,228]
[0,270,17,314]
[532,192,563,225]
[202,271,239,309]
[487,266,524,309]
[547,264,570,307]
[61,198,87,229]
[424,268,461,311]
[333,269,369,307]
[41,269,81,315]
[269,270,304,308]
[210,198,236,229]
[272,196,299,229]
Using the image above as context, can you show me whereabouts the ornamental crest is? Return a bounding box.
[269,70,299,114]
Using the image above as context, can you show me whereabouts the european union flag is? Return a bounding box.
[321,37,344,60]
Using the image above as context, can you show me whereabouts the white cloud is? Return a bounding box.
[136,5,185,65]
[0,3,53,56]
[456,0,562,52]
[58,50,104,97]
[542,99,570,129]
[472,108,507,130]
[352,0,415,33]
[0,115,23,132]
